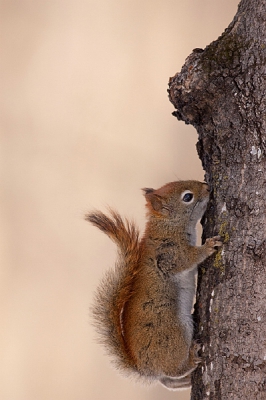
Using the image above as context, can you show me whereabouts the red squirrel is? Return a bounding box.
[86,180,222,390]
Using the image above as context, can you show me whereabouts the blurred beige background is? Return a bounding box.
[1,1,238,399]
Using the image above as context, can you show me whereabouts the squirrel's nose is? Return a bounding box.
[202,182,210,192]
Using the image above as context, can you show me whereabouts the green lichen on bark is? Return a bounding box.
[201,33,247,74]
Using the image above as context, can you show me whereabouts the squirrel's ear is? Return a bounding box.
[142,188,163,212]
[142,188,154,195]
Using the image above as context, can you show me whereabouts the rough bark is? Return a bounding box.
[168,1,266,399]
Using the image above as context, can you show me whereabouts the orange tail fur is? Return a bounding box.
[85,209,141,373]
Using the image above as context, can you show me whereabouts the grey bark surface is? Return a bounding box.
[168,1,266,399]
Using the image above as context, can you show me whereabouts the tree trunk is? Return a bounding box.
[168,1,266,399]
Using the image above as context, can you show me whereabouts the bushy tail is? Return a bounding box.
[85,209,141,373]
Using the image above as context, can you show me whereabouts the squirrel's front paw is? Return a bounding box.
[205,236,223,256]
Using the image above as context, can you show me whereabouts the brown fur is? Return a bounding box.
[85,209,142,373]
[86,181,222,389]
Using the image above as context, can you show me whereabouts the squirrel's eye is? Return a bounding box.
[182,192,194,203]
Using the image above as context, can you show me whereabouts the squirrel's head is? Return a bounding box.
[142,180,209,223]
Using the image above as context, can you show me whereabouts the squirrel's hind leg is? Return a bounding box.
[159,374,191,390]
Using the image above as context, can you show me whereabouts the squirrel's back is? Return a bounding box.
[85,209,142,374]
